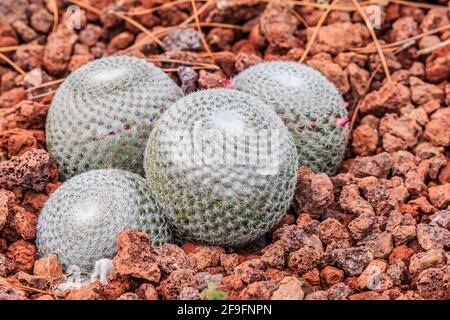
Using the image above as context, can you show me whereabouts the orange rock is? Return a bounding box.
[416,265,450,300]
[67,54,94,72]
[107,32,134,54]
[302,268,320,287]
[14,45,44,70]
[65,282,102,300]
[33,254,64,281]
[307,59,350,94]
[43,28,78,75]
[0,21,18,47]
[6,240,36,273]
[12,206,37,240]
[359,82,410,116]
[238,280,278,300]
[198,70,227,89]
[357,260,387,290]
[218,275,244,300]
[135,283,158,300]
[271,276,304,300]
[159,269,198,300]
[0,128,40,158]
[219,253,239,274]
[266,268,288,282]
[0,189,15,231]
[96,274,136,300]
[438,162,450,184]
[400,203,420,218]
[112,230,161,282]
[22,191,48,214]
[45,182,62,195]
[0,100,48,132]
[320,266,344,287]
[348,291,390,300]
[33,294,55,300]
[0,149,58,192]
[424,108,450,147]
[388,245,415,264]
[428,183,450,209]
[425,37,449,83]
[0,88,25,109]
[189,245,224,271]
[307,22,369,55]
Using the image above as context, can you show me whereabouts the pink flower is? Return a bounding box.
[224,79,233,89]
[340,101,349,108]
[336,117,349,126]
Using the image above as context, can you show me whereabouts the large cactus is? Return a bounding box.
[36,169,171,271]
[233,61,349,175]
[46,55,183,179]
[145,89,298,247]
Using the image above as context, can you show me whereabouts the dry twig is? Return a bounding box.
[351,0,391,82]
[0,53,26,76]
[299,0,340,63]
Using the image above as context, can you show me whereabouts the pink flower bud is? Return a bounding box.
[224,79,233,89]
[336,117,349,126]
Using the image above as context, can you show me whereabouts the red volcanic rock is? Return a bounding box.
[112,230,160,282]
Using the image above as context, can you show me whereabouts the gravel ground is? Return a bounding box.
[0,0,449,300]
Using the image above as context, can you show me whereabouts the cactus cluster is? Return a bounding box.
[233,61,349,175]
[144,89,298,247]
[46,55,183,179]
[40,56,349,256]
[36,169,171,271]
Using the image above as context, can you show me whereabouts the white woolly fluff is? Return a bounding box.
[92,67,127,82]
[272,73,307,88]
[90,258,115,285]
[210,109,246,132]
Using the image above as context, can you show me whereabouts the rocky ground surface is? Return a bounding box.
[0,0,449,300]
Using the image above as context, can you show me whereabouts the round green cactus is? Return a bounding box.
[46,55,183,179]
[144,89,298,247]
[232,61,349,175]
[36,169,171,271]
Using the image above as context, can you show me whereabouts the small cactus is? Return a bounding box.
[46,55,183,179]
[232,61,349,175]
[200,283,228,300]
[145,89,298,247]
[36,169,171,271]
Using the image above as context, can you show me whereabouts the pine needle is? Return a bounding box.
[31,90,57,100]
[25,78,66,93]
[349,44,410,134]
[389,0,449,11]
[113,11,164,47]
[299,0,340,63]
[67,0,100,15]
[190,0,214,59]
[0,44,44,53]
[67,0,163,47]
[352,25,450,53]
[146,57,218,69]
[127,22,242,52]
[0,277,55,296]
[47,0,59,33]
[289,0,376,11]
[417,38,450,56]
[125,0,196,16]
[351,0,391,82]
[163,66,216,72]
[0,53,26,76]
[289,7,309,28]
[181,0,216,27]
